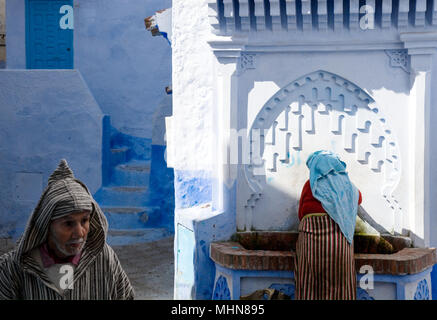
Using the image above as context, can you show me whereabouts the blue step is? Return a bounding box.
[110,147,129,167]
[102,206,161,229]
[107,228,172,246]
[112,160,151,186]
[94,186,148,207]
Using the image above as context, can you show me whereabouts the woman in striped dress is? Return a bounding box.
[294,150,362,300]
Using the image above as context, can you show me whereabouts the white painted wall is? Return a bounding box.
[171,1,437,249]
[237,52,409,234]
[168,0,215,172]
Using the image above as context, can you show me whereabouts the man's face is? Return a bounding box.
[47,211,91,258]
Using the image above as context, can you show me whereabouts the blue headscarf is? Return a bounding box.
[306,150,359,244]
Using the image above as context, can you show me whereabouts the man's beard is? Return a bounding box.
[50,228,87,258]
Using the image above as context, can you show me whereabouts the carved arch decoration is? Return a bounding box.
[243,70,401,229]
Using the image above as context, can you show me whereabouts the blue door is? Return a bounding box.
[26,0,74,69]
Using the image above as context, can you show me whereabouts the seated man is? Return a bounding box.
[0,160,134,300]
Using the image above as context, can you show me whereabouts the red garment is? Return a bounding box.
[39,242,81,268]
[298,180,362,221]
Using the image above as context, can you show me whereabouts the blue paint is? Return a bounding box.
[194,211,235,299]
[174,181,237,299]
[6,0,26,68]
[269,283,295,299]
[214,263,434,300]
[288,153,295,167]
[215,264,294,300]
[148,144,175,232]
[26,0,74,69]
[174,171,212,209]
[357,288,375,300]
[0,70,103,240]
[296,150,302,165]
[212,276,231,300]
[73,0,172,138]
[432,264,437,300]
[102,115,112,186]
[414,279,430,300]
[175,224,196,299]
[7,0,172,137]
[94,116,174,243]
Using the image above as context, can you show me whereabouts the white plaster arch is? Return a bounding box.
[242,70,401,232]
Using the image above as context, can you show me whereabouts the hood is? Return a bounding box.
[306,150,359,244]
[14,159,108,266]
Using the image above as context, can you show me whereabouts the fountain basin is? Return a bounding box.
[210,231,436,300]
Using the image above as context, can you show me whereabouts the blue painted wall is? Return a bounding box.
[3,0,174,241]
[432,264,437,300]
[5,0,26,68]
[6,0,172,138]
[174,176,236,299]
[174,170,212,210]
[0,70,103,240]
[149,144,175,231]
[73,0,172,138]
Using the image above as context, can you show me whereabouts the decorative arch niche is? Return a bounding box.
[239,70,402,232]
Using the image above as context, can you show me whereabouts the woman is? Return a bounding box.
[294,150,362,300]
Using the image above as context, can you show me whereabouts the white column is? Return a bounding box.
[254,0,266,31]
[285,0,297,31]
[432,0,437,26]
[381,0,392,29]
[212,52,241,212]
[223,0,236,33]
[401,32,437,247]
[207,0,221,34]
[239,0,251,31]
[349,0,360,30]
[301,0,312,31]
[398,0,410,29]
[333,0,343,30]
[270,0,282,31]
[318,0,328,31]
[414,0,427,27]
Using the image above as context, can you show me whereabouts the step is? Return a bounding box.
[101,206,161,229]
[107,228,172,246]
[112,161,151,186]
[110,147,129,166]
[94,186,149,207]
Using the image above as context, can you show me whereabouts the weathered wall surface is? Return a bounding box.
[5,0,25,68]
[169,0,215,211]
[171,0,235,300]
[0,0,5,67]
[0,70,103,239]
[73,0,172,138]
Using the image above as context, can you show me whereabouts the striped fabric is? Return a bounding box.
[294,214,356,300]
[0,160,134,300]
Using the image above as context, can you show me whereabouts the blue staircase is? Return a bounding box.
[94,116,172,245]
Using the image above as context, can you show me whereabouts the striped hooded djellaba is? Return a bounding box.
[0,160,134,300]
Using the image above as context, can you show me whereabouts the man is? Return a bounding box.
[0,159,134,299]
